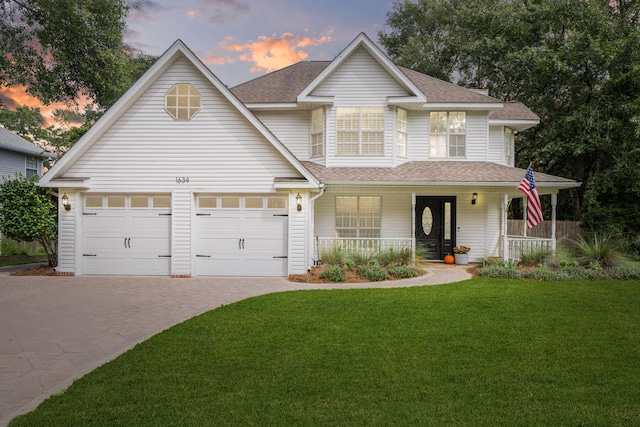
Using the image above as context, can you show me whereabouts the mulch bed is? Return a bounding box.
[11,266,56,276]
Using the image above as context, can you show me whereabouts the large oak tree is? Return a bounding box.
[380,0,640,238]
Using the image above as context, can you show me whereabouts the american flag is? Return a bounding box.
[518,166,543,228]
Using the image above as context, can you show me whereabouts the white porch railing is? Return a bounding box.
[506,236,554,262]
[315,237,414,261]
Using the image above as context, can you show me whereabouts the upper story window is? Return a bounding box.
[430,112,466,158]
[396,108,407,158]
[335,196,381,238]
[337,107,384,156]
[165,83,200,120]
[26,157,38,176]
[310,108,324,157]
[505,127,515,166]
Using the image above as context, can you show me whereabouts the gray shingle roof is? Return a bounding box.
[230,61,538,121]
[301,161,577,187]
[0,126,47,156]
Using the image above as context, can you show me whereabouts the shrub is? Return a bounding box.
[388,263,418,278]
[348,250,375,267]
[571,233,628,268]
[606,265,640,280]
[356,263,387,282]
[477,262,521,279]
[345,259,356,271]
[319,265,346,282]
[378,248,413,266]
[519,246,552,267]
[321,246,345,266]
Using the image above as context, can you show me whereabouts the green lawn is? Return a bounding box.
[11,278,640,426]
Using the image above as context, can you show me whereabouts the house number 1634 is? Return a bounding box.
[176,177,190,184]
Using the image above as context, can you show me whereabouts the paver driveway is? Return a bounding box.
[0,266,471,425]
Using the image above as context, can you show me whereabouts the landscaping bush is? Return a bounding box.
[319,265,346,282]
[477,262,640,281]
[344,259,356,271]
[356,262,387,282]
[377,248,413,266]
[477,262,521,279]
[387,263,417,279]
[519,246,552,267]
[321,246,345,266]
[571,233,627,267]
[347,250,375,267]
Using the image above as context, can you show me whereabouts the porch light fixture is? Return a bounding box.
[61,193,71,211]
[471,193,478,205]
[296,193,302,212]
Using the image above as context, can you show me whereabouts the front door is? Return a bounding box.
[415,196,456,260]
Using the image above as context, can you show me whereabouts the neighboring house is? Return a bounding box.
[39,33,579,277]
[0,127,49,179]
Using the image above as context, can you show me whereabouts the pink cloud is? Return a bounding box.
[187,9,200,18]
[219,32,332,73]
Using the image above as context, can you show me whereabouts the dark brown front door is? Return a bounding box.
[415,196,456,260]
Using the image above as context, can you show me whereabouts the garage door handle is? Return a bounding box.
[242,238,245,249]
[238,238,245,249]
[273,256,288,259]
[196,255,210,258]
[158,255,172,258]
[83,254,97,257]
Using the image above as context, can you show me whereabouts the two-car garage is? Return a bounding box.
[81,194,289,276]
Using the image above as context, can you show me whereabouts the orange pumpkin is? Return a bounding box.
[444,254,455,264]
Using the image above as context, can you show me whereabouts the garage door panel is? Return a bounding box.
[194,200,288,277]
[84,216,126,233]
[131,216,171,232]
[83,256,126,275]
[130,257,171,276]
[195,257,240,276]
[84,236,129,251]
[130,236,171,252]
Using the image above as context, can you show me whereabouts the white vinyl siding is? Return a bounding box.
[254,110,310,160]
[56,190,77,274]
[335,196,381,238]
[64,56,303,192]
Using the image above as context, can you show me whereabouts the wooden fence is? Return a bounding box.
[507,220,583,243]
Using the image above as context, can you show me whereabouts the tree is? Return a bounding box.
[0,0,152,108]
[0,174,57,266]
[379,0,640,237]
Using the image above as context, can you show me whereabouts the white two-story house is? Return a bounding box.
[39,33,579,277]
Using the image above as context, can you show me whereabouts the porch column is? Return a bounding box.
[411,193,416,260]
[551,193,557,253]
[503,193,509,261]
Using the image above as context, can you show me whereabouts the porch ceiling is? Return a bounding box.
[301,161,580,190]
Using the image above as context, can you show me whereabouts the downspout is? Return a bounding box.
[308,184,326,270]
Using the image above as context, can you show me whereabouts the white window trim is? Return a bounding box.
[165,83,201,120]
[335,196,381,238]
[310,108,324,158]
[429,111,467,158]
[336,107,385,156]
[396,108,408,158]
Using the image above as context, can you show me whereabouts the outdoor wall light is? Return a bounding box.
[296,193,302,212]
[472,192,478,205]
[61,193,71,211]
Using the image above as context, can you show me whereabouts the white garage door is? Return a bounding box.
[194,195,288,276]
[82,195,171,275]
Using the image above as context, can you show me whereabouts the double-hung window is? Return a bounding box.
[335,196,381,238]
[396,108,407,157]
[337,107,384,155]
[430,112,466,158]
[310,108,324,157]
[505,127,514,166]
[26,157,38,176]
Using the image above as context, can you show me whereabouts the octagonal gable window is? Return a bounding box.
[166,83,200,120]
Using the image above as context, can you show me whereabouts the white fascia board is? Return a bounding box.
[489,119,540,132]
[244,103,300,110]
[321,181,581,190]
[421,103,504,111]
[39,177,91,189]
[274,181,318,189]
[297,33,427,104]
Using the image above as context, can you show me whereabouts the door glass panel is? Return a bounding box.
[85,196,103,208]
[444,202,451,240]
[153,196,171,209]
[130,196,149,208]
[107,196,126,209]
[267,197,287,209]
[422,207,433,235]
[221,197,240,209]
[244,197,263,209]
[198,197,217,209]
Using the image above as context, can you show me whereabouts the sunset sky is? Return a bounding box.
[2,0,395,126]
